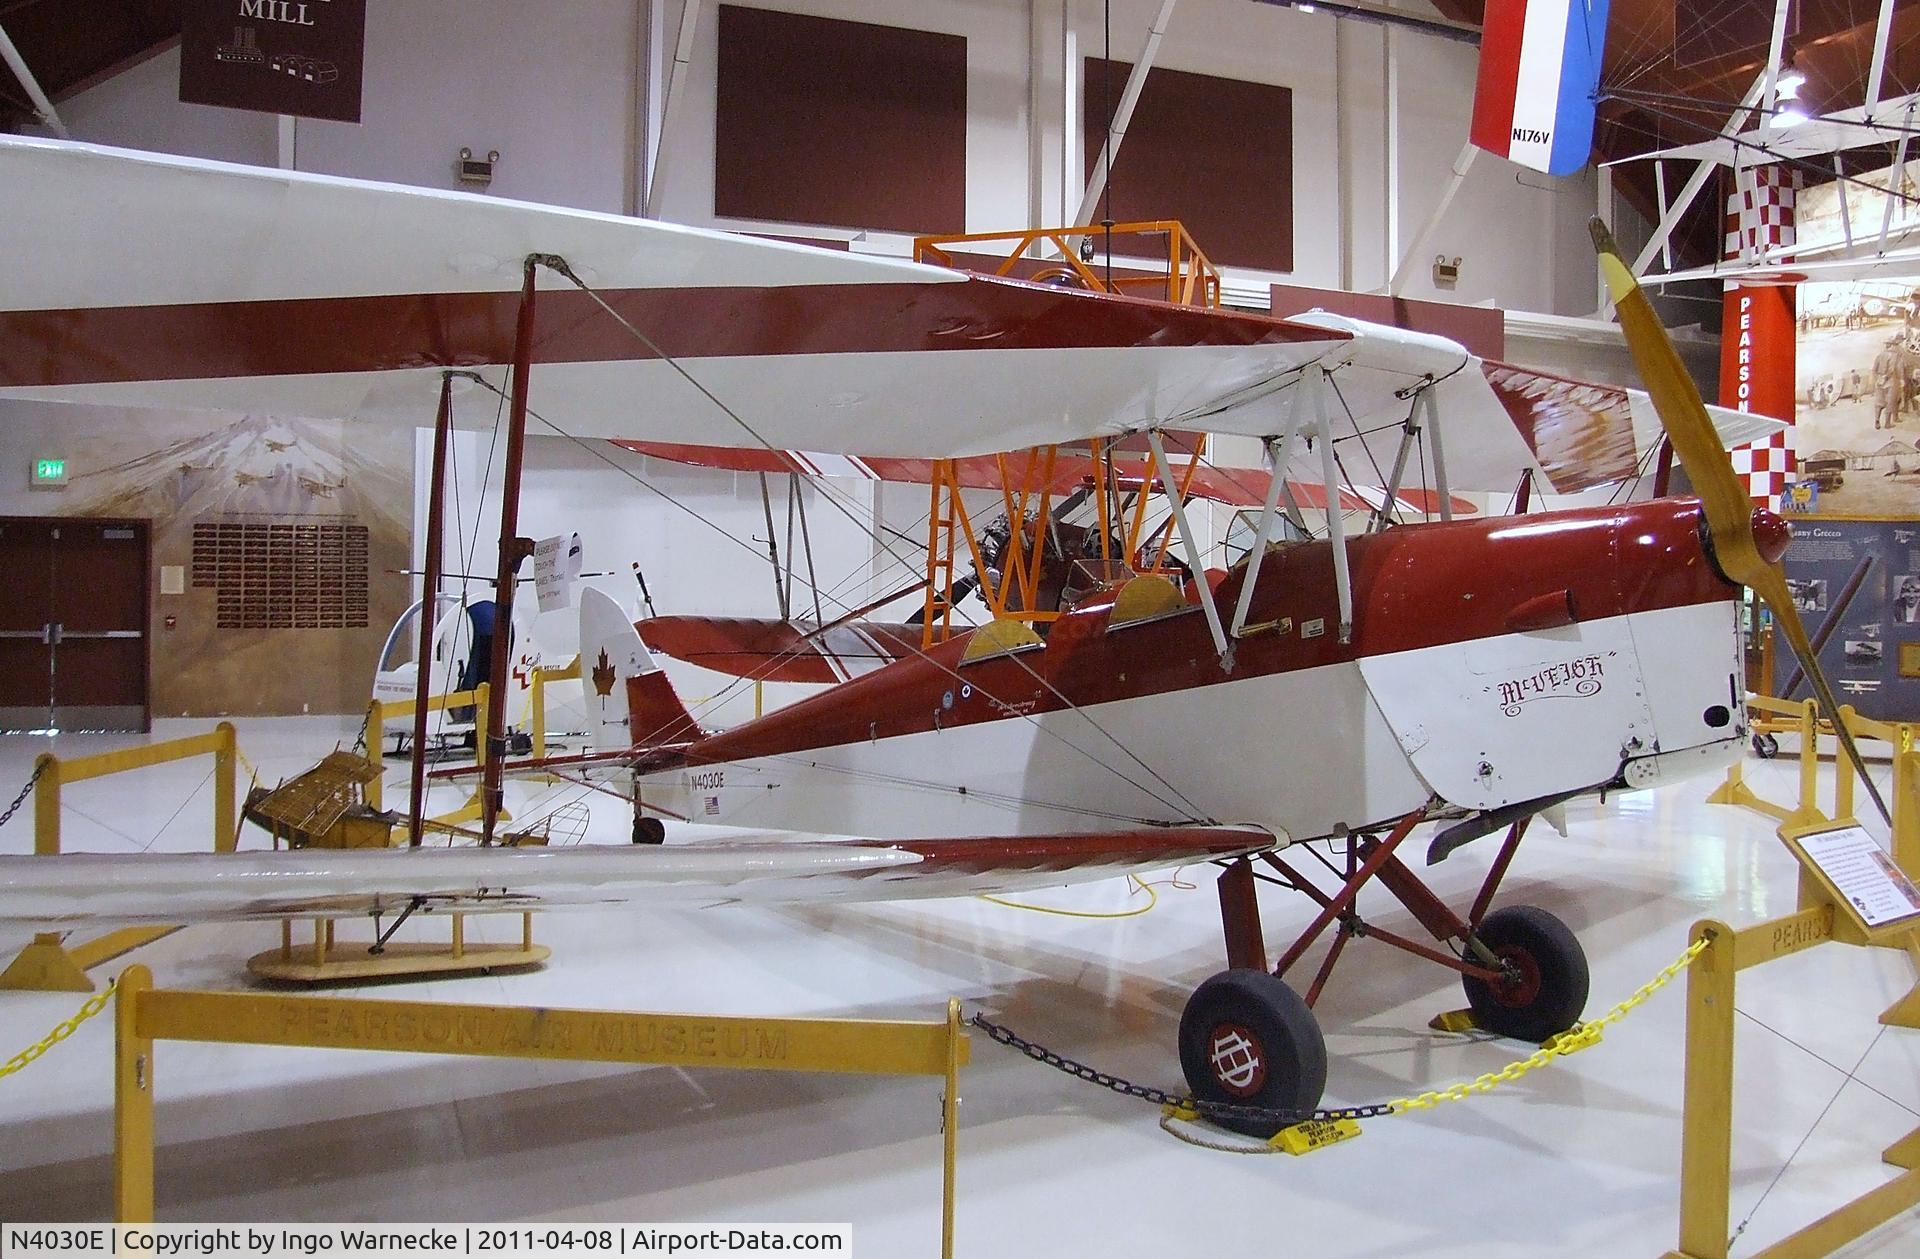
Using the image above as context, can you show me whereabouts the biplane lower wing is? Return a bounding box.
[0,826,1273,928]
[614,440,1481,515]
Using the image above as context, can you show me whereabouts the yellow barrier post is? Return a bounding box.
[4,728,246,990]
[113,967,969,1235]
[1,751,91,990]
[213,721,236,854]
[34,750,59,856]
[942,998,961,1259]
[1791,699,1826,829]
[363,683,505,831]
[1670,920,1739,1259]
[531,671,547,763]
[1897,730,1920,877]
[114,965,154,1224]
[1664,898,1920,1259]
[365,699,386,809]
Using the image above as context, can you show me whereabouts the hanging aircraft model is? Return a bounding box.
[0,137,1879,1134]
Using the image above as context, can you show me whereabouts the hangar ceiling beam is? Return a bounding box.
[1867,0,1896,117]
[644,0,703,220]
[1385,141,1475,297]
[1754,0,1791,148]
[0,19,64,138]
[1626,73,1768,282]
[1072,0,1179,233]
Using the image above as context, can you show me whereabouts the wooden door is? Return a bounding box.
[52,520,150,731]
[0,519,55,730]
[0,517,149,733]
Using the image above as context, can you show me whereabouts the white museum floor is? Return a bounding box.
[1,716,1917,1257]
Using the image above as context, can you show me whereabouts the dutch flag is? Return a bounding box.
[1471,0,1611,178]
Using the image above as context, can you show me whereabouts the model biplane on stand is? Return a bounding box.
[0,137,1878,1133]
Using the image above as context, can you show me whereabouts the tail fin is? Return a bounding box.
[578,588,699,751]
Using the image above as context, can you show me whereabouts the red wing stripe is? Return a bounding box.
[890,827,1274,871]
[1,275,1345,390]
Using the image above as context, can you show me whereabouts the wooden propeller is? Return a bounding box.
[1591,218,1890,826]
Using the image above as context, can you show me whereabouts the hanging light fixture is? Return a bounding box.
[1774,53,1807,125]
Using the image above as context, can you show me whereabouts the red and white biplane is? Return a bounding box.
[0,138,1864,1131]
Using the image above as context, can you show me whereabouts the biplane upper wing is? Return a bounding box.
[0,137,1771,493]
[0,826,1272,928]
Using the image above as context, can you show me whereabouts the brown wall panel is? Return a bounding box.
[1270,284,1506,360]
[1083,59,1293,274]
[715,6,966,234]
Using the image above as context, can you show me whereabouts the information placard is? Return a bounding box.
[1792,825,1920,930]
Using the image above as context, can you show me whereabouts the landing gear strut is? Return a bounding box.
[1178,810,1589,1135]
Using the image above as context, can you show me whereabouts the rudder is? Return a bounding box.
[578,587,700,750]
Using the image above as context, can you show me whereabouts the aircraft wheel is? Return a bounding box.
[1753,732,1780,759]
[632,816,666,845]
[1462,906,1589,1044]
[1178,969,1327,1138]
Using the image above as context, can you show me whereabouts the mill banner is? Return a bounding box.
[180,0,366,124]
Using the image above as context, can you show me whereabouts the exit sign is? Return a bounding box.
[30,458,67,489]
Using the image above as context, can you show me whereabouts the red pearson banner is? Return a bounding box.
[1720,284,1797,506]
[1721,285,1796,419]
[180,0,366,124]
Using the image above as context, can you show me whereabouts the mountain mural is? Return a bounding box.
[0,406,413,717]
[69,415,411,535]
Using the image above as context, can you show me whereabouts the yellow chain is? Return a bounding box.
[234,746,262,786]
[1388,935,1710,1113]
[0,978,117,1082]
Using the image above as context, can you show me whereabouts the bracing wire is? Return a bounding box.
[519,262,1213,817]
[460,375,1209,822]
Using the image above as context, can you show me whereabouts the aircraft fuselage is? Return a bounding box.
[633,497,1745,846]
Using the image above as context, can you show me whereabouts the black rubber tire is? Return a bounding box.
[632,815,666,845]
[1754,732,1780,759]
[1178,969,1328,1138]
[1462,905,1589,1044]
